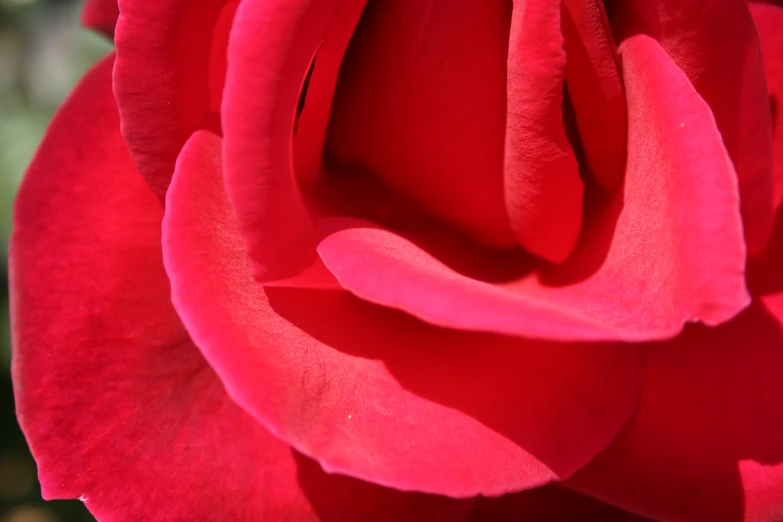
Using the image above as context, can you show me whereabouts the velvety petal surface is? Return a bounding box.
[751,2,783,208]
[163,129,640,497]
[566,186,783,521]
[81,0,119,37]
[606,0,775,253]
[10,55,473,522]
[565,300,783,522]
[222,0,352,282]
[561,0,627,189]
[326,0,517,249]
[114,0,239,200]
[467,485,653,522]
[504,0,584,263]
[316,34,749,342]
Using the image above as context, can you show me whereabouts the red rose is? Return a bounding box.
[10,0,783,520]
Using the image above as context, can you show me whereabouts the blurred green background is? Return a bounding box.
[1,0,110,520]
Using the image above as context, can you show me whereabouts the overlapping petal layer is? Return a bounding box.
[315,33,749,341]
[605,0,775,252]
[10,55,475,522]
[163,129,640,497]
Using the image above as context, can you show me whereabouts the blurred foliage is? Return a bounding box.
[1,0,111,520]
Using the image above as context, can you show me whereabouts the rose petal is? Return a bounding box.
[606,0,775,253]
[561,0,627,189]
[750,2,783,209]
[565,300,783,521]
[292,0,368,187]
[163,130,640,497]
[565,189,783,521]
[81,0,119,37]
[326,0,518,249]
[10,55,472,522]
[504,0,584,263]
[315,34,749,342]
[222,0,350,282]
[466,485,653,522]
[114,0,239,200]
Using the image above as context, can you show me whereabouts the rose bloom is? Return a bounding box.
[9,0,783,520]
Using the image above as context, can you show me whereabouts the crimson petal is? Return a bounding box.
[10,55,471,522]
[222,0,353,282]
[504,0,584,263]
[565,298,783,521]
[326,0,518,249]
[163,130,640,497]
[316,34,749,342]
[751,2,783,209]
[606,0,775,253]
[561,0,627,189]
[81,0,119,37]
[114,0,239,200]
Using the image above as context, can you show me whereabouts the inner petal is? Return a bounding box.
[326,0,518,248]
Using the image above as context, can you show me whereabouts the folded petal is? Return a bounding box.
[565,195,783,521]
[163,129,640,497]
[504,0,584,263]
[751,2,783,209]
[606,0,775,253]
[81,0,119,37]
[315,34,748,342]
[222,0,348,282]
[114,0,239,200]
[10,55,470,522]
[561,0,627,189]
[293,0,368,187]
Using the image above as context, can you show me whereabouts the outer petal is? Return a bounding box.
[315,35,749,342]
[750,2,783,208]
[10,56,471,522]
[163,130,641,497]
[114,0,239,200]
[606,0,775,252]
[467,485,653,522]
[504,0,584,263]
[81,0,119,37]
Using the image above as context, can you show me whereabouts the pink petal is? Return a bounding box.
[163,130,640,497]
[114,0,239,200]
[10,55,471,522]
[606,0,775,253]
[750,2,783,209]
[504,0,584,263]
[326,0,517,249]
[222,0,348,282]
[316,34,749,342]
[467,485,653,522]
[81,0,119,37]
[561,0,627,189]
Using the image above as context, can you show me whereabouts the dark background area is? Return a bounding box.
[1,0,110,520]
